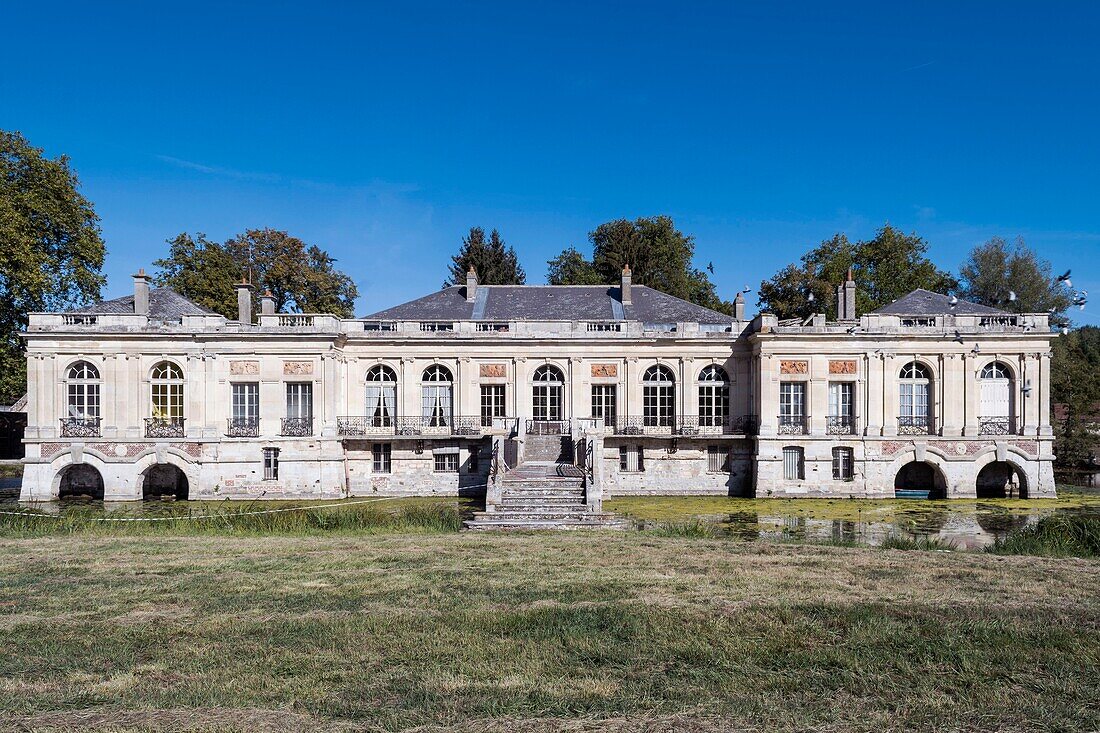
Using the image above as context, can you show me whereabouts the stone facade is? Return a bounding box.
[18,272,1057,502]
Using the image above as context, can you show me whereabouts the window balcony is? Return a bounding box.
[525,419,571,435]
[337,416,484,437]
[60,417,101,437]
[827,415,856,435]
[777,415,807,435]
[897,416,933,435]
[280,417,314,437]
[226,417,260,437]
[978,417,1015,436]
[145,417,185,438]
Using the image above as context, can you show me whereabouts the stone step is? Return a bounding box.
[464,513,632,531]
[499,497,587,507]
[500,487,586,499]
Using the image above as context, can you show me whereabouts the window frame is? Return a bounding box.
[434,452,459,473]
[832,446,854,481]
[782,446,805,481]
[263,447,280,480]
[372,443,392,473]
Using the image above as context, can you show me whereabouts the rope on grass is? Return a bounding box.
[0,497,399,522]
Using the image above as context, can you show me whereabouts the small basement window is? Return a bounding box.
[832,447,854,481]
[372,443,392,473]
[619,445,644,472]
[707,445,730,473]
[263,447,280,480]
[434,453,459,473]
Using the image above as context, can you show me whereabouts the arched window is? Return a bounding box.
[898,361,932,434]
[366,365,397,427]
[66,361,100,420]
[151,361,184,420]
[532,365,565,422]
[643,365,676,427]
[979,361,1015,434]
[421,365,453,426]
[698,365,729,428]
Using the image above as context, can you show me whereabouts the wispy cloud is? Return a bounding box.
[154,154,284,183]
[902,60,935,73]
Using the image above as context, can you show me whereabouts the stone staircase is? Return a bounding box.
[464,460,630,531]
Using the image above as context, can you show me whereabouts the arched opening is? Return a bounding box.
[643,364,676,427]
[366,364,397,427]
[976,461,1028,499]
[979,362,1016,435]
[531,364,565,422]
[898,361,933,435]
[421,364,453,427]
[894,460,946,499]
[143,464,189,501]
[58,464,104,500]
[698,364,729,428]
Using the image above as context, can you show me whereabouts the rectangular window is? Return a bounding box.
[151,383,183,419]
[286,382,313,420]
[434,452,459,473]
[372,443,391,473]
[707,445,730,473]
[828,382,852,418]
[591,385,618,426]
[263,447,279,480]
[232,383,260,421]
[832,447,854,480]
[619,445,644,472]
[779,382,805,418]
[480,385,506,427]
[782,446,804,481]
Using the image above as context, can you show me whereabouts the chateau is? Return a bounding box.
[19,265,1056,517]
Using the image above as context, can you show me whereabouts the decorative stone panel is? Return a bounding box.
[174,442,203,458]
[1011,440,1039,456]
[40,443,65,458]
[480,364,507,378]
[829,360,857,375]
[780,360,808,375]
[230,360,260,376]
[591,363,618,378]
[283,361,313,376]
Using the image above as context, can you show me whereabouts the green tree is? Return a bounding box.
[446,227,525,286]
[0,130,105,403]
[758,224,957,319]
[958,236,1073,326]
[1051,326,1100,468]
[154,228,358,318]
[549,216,731,313]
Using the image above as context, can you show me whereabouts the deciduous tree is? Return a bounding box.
[0,130,105,403]
[958,236,1073,326]
[1051,326,1100,468]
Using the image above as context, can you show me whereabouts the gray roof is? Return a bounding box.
[71,288,217,320]
[364,285,734,324]
[871,289,1005,316]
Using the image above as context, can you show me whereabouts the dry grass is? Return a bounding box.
[1,533,1098,732]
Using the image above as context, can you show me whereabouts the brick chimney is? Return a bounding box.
[466,266,478,303]
[132,268,151,316]
[259,290,276,315]
[620,264,632,305]
[235,279,254,325]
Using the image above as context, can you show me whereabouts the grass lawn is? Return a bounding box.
[1,532,1098,732]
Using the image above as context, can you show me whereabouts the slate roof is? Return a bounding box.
[364,285,734,324]
[871,289,1006,316]
[70,288,217,320]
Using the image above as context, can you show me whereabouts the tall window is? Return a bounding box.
[372,443,391,473]
[366,365,397,427]
[263,447,279,480]
[531,365,565,421]
[828,382,853,433]
[286,382,313,420]
[643,365,675,427]
[779,382,806,432]
[150,361,184,420]
[421,365,453,427]
[619,445,644,472]
[832,447,854,480]
[698,365,730,427]
[979,361,1014,434]
[480,384,506,427]
[232,383,260,422]
[591,385,617,426]
[782,446,804,480]
[66,361,100,420]
[899,362,931,433]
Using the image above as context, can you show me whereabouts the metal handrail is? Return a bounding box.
[525,419,570,435]
[777,414,807,435]
[145,417,185,438]
[337,415,484,437]
[897,415,933,435]
[280,417,314,436]
[978,416,1015,435]
[60,417,101,437]
[826,415,855,435]
[226,417,260,437]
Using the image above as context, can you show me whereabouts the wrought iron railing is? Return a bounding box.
[226,417,260,437]
[145,417,185,438]
[281,417,314,437]
[777,415,807,435]
[337,415,484,437]
[897,415,932,435]
[60,417,101,437]
[827,415,855,435]
[978,417,1014,435]
[525,419,570,435]
[611,416,675,436]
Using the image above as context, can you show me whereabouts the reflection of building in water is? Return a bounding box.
[19,267,1058,507]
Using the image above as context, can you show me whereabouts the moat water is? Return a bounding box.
[2,474,1098,549]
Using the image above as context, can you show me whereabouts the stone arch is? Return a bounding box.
[976,461,1028,499]
[56,463,105,500]
[142,463,190,500]
[893,460,948,499]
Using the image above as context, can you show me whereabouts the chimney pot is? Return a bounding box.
[620,264,632,305]
[733,291,745,321]
[132,269,152,316]
[465,267,478,302]
[235,281,255,325]
[259,290,276,316]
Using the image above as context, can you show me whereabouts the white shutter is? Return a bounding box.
[980,378,1010,418]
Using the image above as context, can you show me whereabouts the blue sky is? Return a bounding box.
[3,1,1098,324]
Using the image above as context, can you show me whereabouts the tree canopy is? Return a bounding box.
[154,228,358,318]
[1051,325,1100,468]
[757,224,957,319]
[0,130,105,404]
[957,236,1073,325]
[547,216,730,314]
[446,227,525,286]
